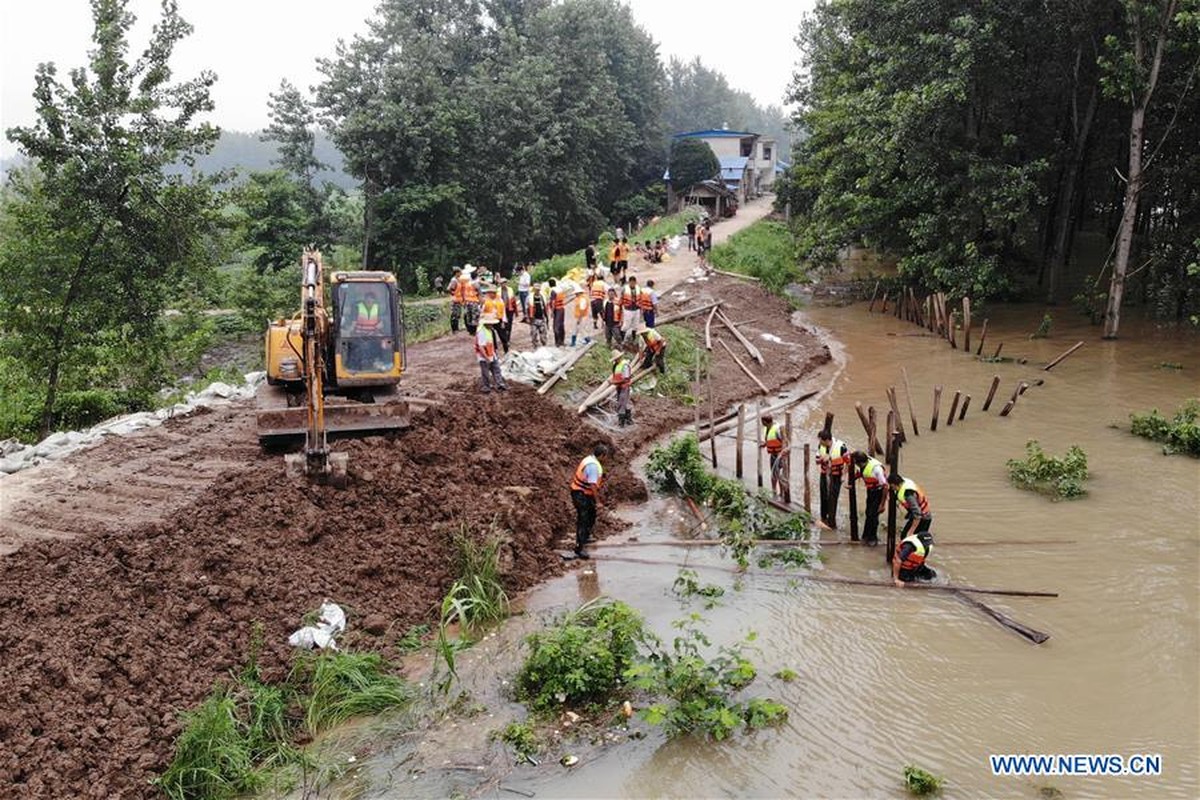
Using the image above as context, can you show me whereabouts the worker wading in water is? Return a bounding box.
[638,327,667,374]
[761,415,787,497]
[889,471,936,585]
[475,311,508,394]
[611,348,633,426]
[851,450,887,546]
[570,443,609,558]
[816,429,848,528]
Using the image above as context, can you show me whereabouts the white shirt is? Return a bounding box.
[518,271,531,291]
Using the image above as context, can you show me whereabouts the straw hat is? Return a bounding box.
[461,264,475,275]
[610,348,624,362]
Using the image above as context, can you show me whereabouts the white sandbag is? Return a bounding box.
[288,601,347,651]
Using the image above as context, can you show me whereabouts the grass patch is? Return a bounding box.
[494,721,540,762]
[1006,440,1089,499]
[773,668,798,682]
[648,324,707,403]
[708,220,803,295]
[396,623,431,654]
[293,651,411,736]
[903,764,944,795]
[516,598,648,713]
[1130,398,1200,456]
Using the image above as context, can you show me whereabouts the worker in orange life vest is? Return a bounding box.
[851,450,887,546]
[548,278,567,347]
[589,274,607,329]
[638,327,666,374]
[603,287,623,347]
[638,279,659,328]
[570,443,610,558]
[460,265,481,334]
[474,310,508,394]
[611,348,634,426]
[816,429,849,528]
[888,471,935,585]
[760,415,787,497]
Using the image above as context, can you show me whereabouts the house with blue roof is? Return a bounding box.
[671,127,780,200]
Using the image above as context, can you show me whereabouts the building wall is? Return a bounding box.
[699,136,744,160]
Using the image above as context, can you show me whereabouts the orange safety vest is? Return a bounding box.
[570,455,604,496]
[860,456,888,489]
[618,242,629,260]
[450,278,464,302]
[590,281,607,300]
[474,326,496,361]
[894,478,931,516]
[818,438,848,476]
[764,423,784,454]
[609,245,620,263]
[551,289,566,310]
[611,357,632,387]
[637,290,654,311]
[355,301,381,332]
[483,296,506,321]
[504,290,518,314]
[642,328,665,353]
[897,533,930,571]
[608,299,623,324]
[462,281,480,304]
[623,287,639,310]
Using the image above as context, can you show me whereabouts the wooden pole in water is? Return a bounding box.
[885,410,896,463]
[930,385,943,431]
[708,369,717,467]
[855,401,872,443]
[962,296,972,353]
[755,403,763,488]
[783,410,794,504]
[823,410,835,433]
[880,292,889,314]
[901,367,920,436]
[992,342,1004,360]
[868,281,880,312]
[982,375,1001,411]
[847,458,859,542]
[887,386,906,442]
[946,390,961,426]
[693,349,701,438]
[999,381,1028,417]
[886,437,900,565]
[868,405,881,455]
[1044,341,1085,371]
[735,404,745,479]
[803,442,812,512]
[958,394,971,421]
[975,318,989,356]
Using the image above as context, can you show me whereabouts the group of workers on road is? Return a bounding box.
[755,421,937,586]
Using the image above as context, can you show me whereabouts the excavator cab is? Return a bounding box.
[329,272,405,385]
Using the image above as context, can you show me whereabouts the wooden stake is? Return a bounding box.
[1043,341,1085,371]
[855,401,872,442]
[756,403,763,488]
[881,292,889,314]
[704,305,719,350]
[708,369,717,467]
[867,405,881,455]
[716,309,765,366]
[992,342,1004,360]
[783,411,794,504]
[717,338,769,395]
[868,281,880,312]
[803,442,812,512]
[975,318,989,356]
[823,411,835,434]
[735,404,745,479]
[999,381,1028,417]
[887,386,906,442]
[657,300,721,326]
[693,349,701,437]
[537,340,598,394]
[886,438,900,564]
[962,296,972,353]
[958,394,971,421]
[946,390,961,426]
[885,410,896,463]
[930,385,943,431]
[847,459,859,542]
[982,375,1001,411]
[698,391,820,442]
[901,367,920,436]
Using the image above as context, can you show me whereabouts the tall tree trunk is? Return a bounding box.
[1103,0,1175,339]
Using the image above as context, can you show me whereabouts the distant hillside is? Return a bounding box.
[2,130,357,190]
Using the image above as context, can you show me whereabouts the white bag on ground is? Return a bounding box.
[288,601,347,650]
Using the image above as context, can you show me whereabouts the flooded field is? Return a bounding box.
[343,302,1199,799]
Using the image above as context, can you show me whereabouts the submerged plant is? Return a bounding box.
[672,568,725,608]
[1130,398,1200,456]
[1006,440,1089,499]
[1030,313,1052,339]
[903,764,943,796]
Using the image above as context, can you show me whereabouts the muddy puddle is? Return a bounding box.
[319,303,1198,799]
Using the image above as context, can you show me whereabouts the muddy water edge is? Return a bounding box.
[313,301,1199,799]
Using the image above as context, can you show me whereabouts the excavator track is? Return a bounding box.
[255,382,414,443]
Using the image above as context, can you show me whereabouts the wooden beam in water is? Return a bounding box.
[982,375,1001,411]
[1044,341,1085,371]
[946,390,962,426]
[901,367,920,436]
[930,385,943,431]
[958,394,971,421]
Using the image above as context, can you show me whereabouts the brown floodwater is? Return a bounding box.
[331,302,1199,799]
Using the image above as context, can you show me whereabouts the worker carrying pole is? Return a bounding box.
[888,471,936,586]
[760,414,787,497]
[611,348,634,427]
[570,443,610,559]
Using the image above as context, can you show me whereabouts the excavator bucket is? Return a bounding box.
[255,384,413,444]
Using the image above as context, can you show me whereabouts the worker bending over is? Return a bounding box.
[638,327,667,374]
[570,444,610,559]
[611,348,634,426]
[851,450,887,546]
[761,415,787,497]
[816,429,849,528]
[888,471,935,585]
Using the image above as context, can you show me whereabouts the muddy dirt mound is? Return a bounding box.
[0,385,643,799]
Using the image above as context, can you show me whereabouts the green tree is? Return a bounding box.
[2,0,220,437]
[669,138,720,192]
[237,170,311,273]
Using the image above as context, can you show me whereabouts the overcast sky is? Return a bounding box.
[1,0,813,157]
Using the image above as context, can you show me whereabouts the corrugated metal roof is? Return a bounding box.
[719,156,749,170]
[673,128,759,139]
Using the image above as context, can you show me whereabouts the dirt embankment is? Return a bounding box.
[0,389,643,799]
[0,265,829,799]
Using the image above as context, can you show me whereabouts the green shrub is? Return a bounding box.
[626,618,787,740]
[452,530,510,631]
[1006,440,1089,499]
[516,599,647,712]
[707,220,803,295]
[646,435,715,499]
[1130,399,1200,456]
[648,324,708,403]
[904,764,943,796]
[1030,313,1052,339]
[495,721,539,761]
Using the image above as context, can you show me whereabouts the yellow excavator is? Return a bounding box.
[256,249,411,483]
